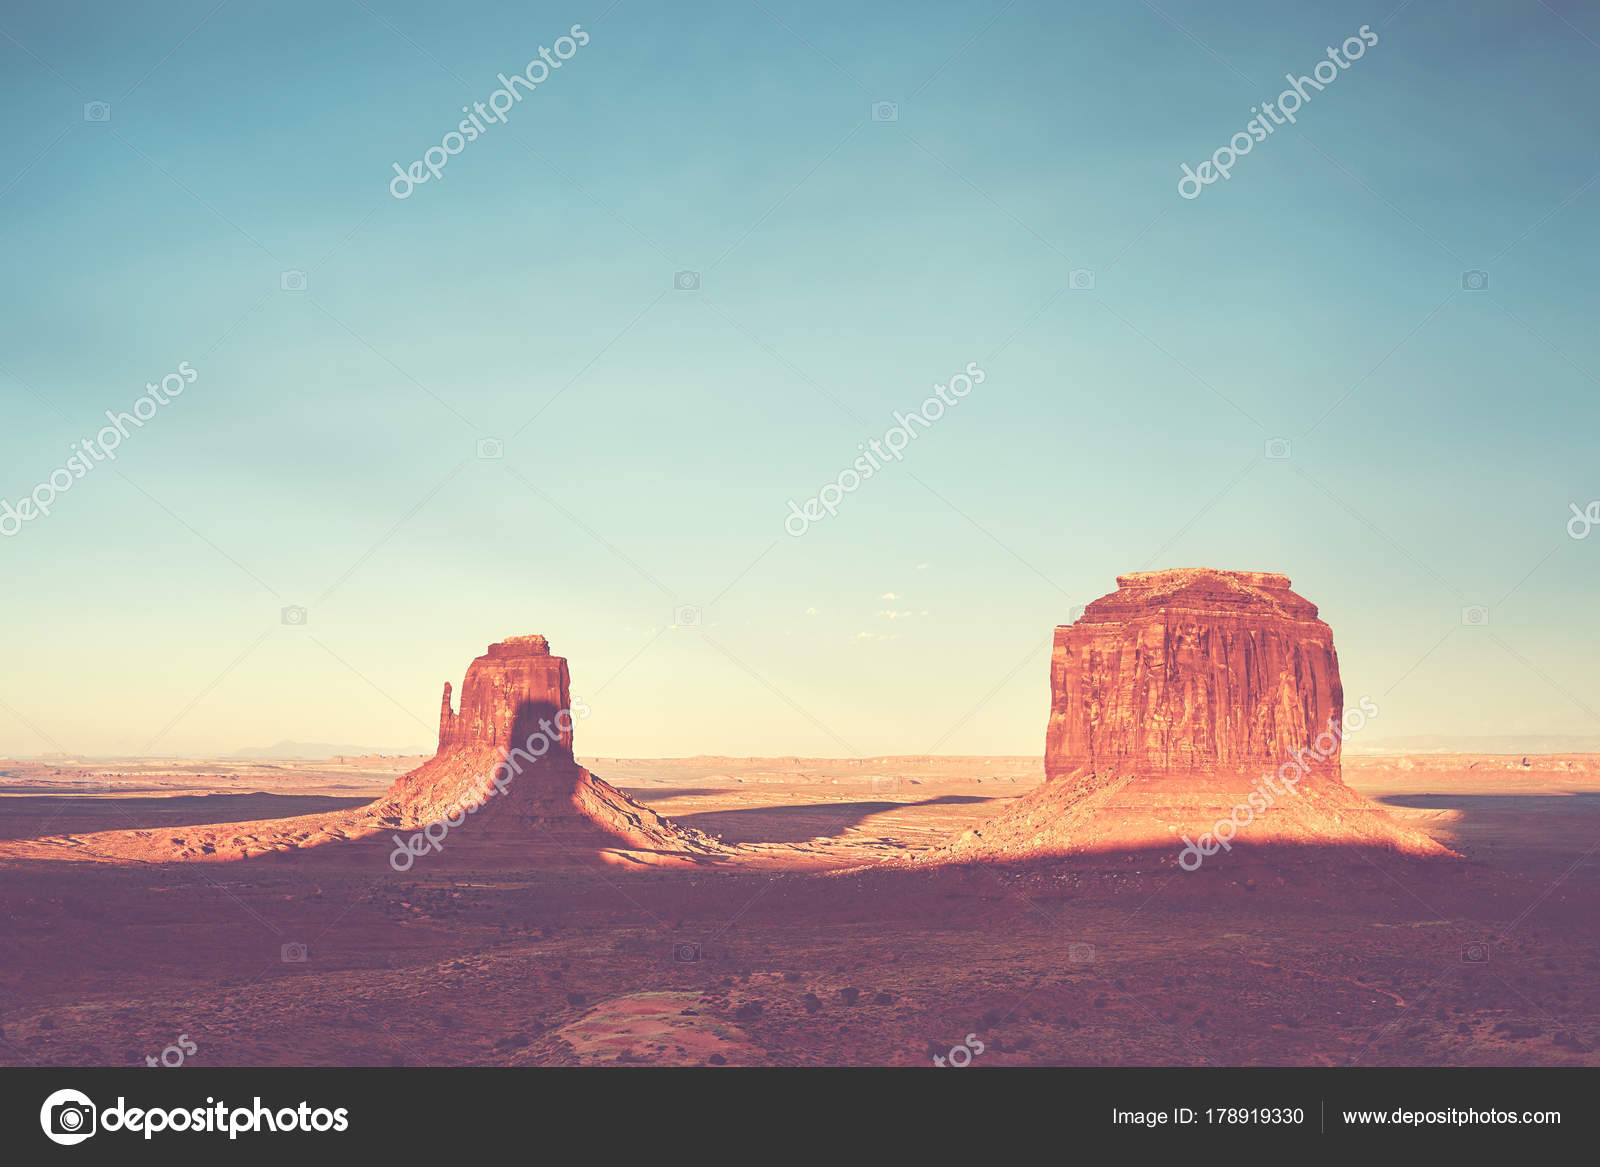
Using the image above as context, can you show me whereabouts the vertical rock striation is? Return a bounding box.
[1046,569,1342,781]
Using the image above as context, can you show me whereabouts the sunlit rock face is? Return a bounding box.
[1046,569,1342,782]
[938,569,1455,866]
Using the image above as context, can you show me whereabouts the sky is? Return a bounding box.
[1,0,1597,759]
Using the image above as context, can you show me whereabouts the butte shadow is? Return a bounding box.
[673,794,992,845]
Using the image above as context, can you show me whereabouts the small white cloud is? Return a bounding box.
[804,606,820,616]
[880,592,900,600]
[914,563,929,570]
[876,609,929,621]
[854,631,898,641]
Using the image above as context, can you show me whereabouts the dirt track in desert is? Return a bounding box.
[2,752,1596,1067]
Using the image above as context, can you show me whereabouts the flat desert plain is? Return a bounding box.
[1,752,1596,1066]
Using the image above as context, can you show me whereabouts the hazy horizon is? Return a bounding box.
[3,0,1597,758]
[13,732,1600,764]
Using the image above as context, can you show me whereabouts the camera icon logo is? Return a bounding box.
[40,1089,97,1145]
[477,437,504,460]
[872,101,899,122]
[281,605,308,627]
[673,605,702,629]
[281,941,309,963]
[83,101,112,123]
[1264,437,1292,461]
[1462,942,1490,964]
[280,270,308,293]
[1461,605,1490,627]
[674,270,700,291]
[1067,941,1096,964]
[1461,270,1489,291]
[1069,268,1096,291]
[673,942,702,963]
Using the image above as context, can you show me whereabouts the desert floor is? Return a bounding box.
[1,753,1596,1066]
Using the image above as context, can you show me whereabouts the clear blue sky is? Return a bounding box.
[2,0,1597,757]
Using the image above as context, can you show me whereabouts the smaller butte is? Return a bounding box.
[8,636,723,867]
[380,635,721,862]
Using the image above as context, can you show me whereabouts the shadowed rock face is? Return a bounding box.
[1046,569,1342,781]
[396,635,581,820]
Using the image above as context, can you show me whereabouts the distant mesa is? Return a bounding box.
[944,568,1455,866]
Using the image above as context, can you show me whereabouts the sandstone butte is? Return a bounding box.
[942,568,1456,866]
[11,636,721,866]
[385,635,719,860]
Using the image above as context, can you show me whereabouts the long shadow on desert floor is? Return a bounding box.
[0,793,373,841]
[610,787,729,802]
[672,795,993,844]
[1376,791,1600,882]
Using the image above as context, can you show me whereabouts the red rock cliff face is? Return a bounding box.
[1045,569,1342,780]
[435,635,574,758]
